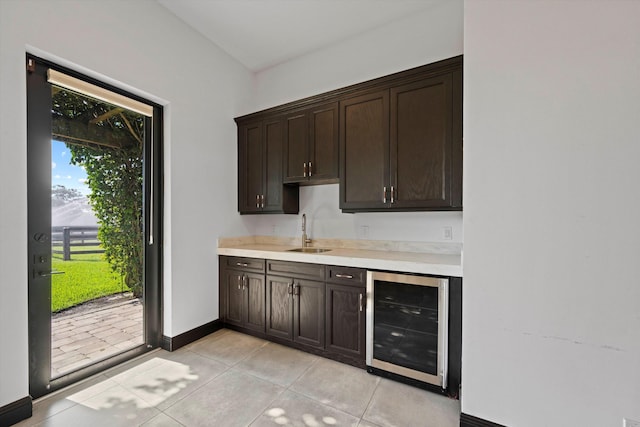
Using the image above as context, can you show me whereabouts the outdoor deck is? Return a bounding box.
[51,293,143,377]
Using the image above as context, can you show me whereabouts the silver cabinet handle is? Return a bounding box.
[261,194,265,208]
[359,293,364,312]
[237,275,242,290]
[288,282,293,296]
[242,275,247,290]
[256,194,260,208]
[303,162,307,177]
[383,186,387,204]
[236,262,248,267]
[335,273,353,279]
[390,185,395,204]
[308,161,313,177]
[293,283,300,296]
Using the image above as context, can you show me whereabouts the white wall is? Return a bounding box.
[240,0,465,245]
[244,185,464,243]
[0,0,252,407]
[463,1,640,426]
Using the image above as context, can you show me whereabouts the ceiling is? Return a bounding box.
[157,0,445,72]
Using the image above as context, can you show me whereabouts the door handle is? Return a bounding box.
[293,283,300,296]
[36,270,65,278]
[359,293,364,312]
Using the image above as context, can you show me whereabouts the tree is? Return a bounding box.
[52,88,145,297]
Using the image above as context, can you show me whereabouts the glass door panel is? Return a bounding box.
[27,55,160,398]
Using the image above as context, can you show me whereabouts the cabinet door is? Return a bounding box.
[293,279,325,349]
[390,74,455,209]
[243,272,266,332]
[283,112,308,183]
[266,276,293,340]
[309,102,338,182]
[262,118,284,212]
[325,284,365,359]
[238,122,264,213]
[339,91,389,210]
[225,270,244,326]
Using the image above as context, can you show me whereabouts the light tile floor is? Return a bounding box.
[18,329,460,427]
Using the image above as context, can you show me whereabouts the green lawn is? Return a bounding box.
[51,250,130,312]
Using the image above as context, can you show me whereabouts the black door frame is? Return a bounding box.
[26,54,163,398]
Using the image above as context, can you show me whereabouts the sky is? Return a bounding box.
[51,140,90,196]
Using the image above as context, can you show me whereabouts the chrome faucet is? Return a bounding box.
[301,213,312,248]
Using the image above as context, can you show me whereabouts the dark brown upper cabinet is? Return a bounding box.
[235,55,462,214]
[339,91,390,210]
[237,118,299,214]
[340,58,462,212]
[284,102,339,184]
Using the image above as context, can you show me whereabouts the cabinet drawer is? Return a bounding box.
[267,260,325,280]
[326,265,366,287]
[225,256,265,272]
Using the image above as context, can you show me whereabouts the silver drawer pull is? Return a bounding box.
[335,273,353,279]
[236,262,249,267]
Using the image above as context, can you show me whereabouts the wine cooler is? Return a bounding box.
[366,271,449,388]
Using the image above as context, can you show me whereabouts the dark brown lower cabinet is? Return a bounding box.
[265,276,293,340]
[221,257,366,365]
[325,283,366,359]
[324,265,366,361]
[225,269,243,325]
[266,275,325,349]
[293,279,325,348]
[223,268,265,333]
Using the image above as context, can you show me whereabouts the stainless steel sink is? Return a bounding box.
[287,248,331,253]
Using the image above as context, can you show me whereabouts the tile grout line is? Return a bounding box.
[149,409,186,426]
[152,332,273,418]
[244,375,288,427]
[282,358,378,422]
[152,348,235,414]
[360,375,382,426]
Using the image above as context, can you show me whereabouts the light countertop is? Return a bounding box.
[217,236,462,277]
